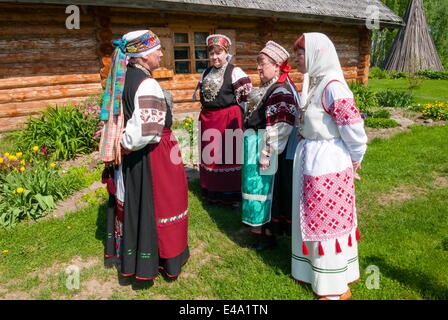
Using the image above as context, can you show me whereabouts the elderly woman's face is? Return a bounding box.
[294,48,306,74]
[208,46,228,68]
[145,48,164,70]
[257,54,279,84]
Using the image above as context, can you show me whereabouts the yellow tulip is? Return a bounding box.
[50,163,56,168]
[0,158,4,164]
[8,155,16,161]
[32,146,39,152]
[4,152,10,157]
[16,152,23,157]
[16,187,24,194]
[20,166,26,172]
[2,250,8,254]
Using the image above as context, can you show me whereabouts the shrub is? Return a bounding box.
[364,118,400,128]
[14,101,101,160]
[409,103,425,112]
[376,89,414,108]
[348,82,379,114]
[369,67,408,79]
[389,71,408,79]
[369,67,390,79]
[367,109,391,119]
[421,102,448,121]
[415,70,448,80]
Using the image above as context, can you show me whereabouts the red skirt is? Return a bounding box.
[149,128,189,259]
[199,105,243,204]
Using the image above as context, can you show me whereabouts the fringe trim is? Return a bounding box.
[302,241,309,255]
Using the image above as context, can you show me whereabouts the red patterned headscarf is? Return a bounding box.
[206,34,231,52]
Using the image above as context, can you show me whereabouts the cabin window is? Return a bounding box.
[173,31,210,74]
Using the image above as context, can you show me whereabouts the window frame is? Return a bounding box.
[172,29,212,74]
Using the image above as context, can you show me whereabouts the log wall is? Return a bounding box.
[0,3,371,132]
[0,2,102,131]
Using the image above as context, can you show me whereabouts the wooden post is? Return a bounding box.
[93,6,113,89]
[357,26,372,85]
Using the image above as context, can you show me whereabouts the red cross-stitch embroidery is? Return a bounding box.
[328,98,363,126]
[301,166,356,241]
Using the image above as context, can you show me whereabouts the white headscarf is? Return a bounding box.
[301,33,347,103]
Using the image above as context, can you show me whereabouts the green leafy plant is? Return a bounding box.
[364,117,400,128]
[369,67,390,79]
[13,101,101,160]
[376,89,414,108]
[367,109,391,119]
[415,70,448,80]
[348,82,379,114]
[172,116,197,166]
[389,71,408,79]
[369,67,408,80]
[0,149,91,228]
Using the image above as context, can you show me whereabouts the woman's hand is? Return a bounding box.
[352,161,362,180]
[259,155,270,170]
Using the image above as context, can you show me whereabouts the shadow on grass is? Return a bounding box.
[364,255,448,300]
[188,179,313,296]
[93,195,180,291]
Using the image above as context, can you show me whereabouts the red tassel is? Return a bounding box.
[318,242,325,256]
[335,239,342,253]
[356,228,361,241]
[302,242,309,255]
[348,234,353,247]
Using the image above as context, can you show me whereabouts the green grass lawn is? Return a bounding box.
[368,79,448,104]
[0,125,447,300]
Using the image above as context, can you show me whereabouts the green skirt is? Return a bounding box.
[241,130,277,227]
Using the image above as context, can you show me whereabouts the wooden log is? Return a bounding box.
[0,60,101,78]
[110,14,168,26]
[0,3,65,9]
[0,74,101,90]
[0,83,102,104]
[0,115,30,133]
[0,48,98,64]
[0,96,93,119]
[0,38,97,50]
[173,102,202,113]
[0,23,96,36]
[171,89,197,103]
[0,10,94,24]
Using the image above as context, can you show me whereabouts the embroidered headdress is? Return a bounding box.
[260,40,290,66]
[259,41,296,85]
[99,30,161,164]
[206,34,231,52]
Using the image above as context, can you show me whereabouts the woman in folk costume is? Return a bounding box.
[99,30,189,281]
[291,33,367,300]
[242,41,300,250]
[197,34,252,207]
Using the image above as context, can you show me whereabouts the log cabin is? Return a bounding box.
[0,0,402,132]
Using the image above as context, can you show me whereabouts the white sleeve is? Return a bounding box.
[231,66,252,108]
[324,81,368,163]
[121,78,166,151]
[263,123,293,157]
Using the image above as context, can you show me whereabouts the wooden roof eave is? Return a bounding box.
[3,0,404,29]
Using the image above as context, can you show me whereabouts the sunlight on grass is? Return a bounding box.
[0,125,447,300]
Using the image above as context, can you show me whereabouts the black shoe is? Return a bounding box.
[250,237,277,251]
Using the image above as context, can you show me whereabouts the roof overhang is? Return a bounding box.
[3,0,405,28]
